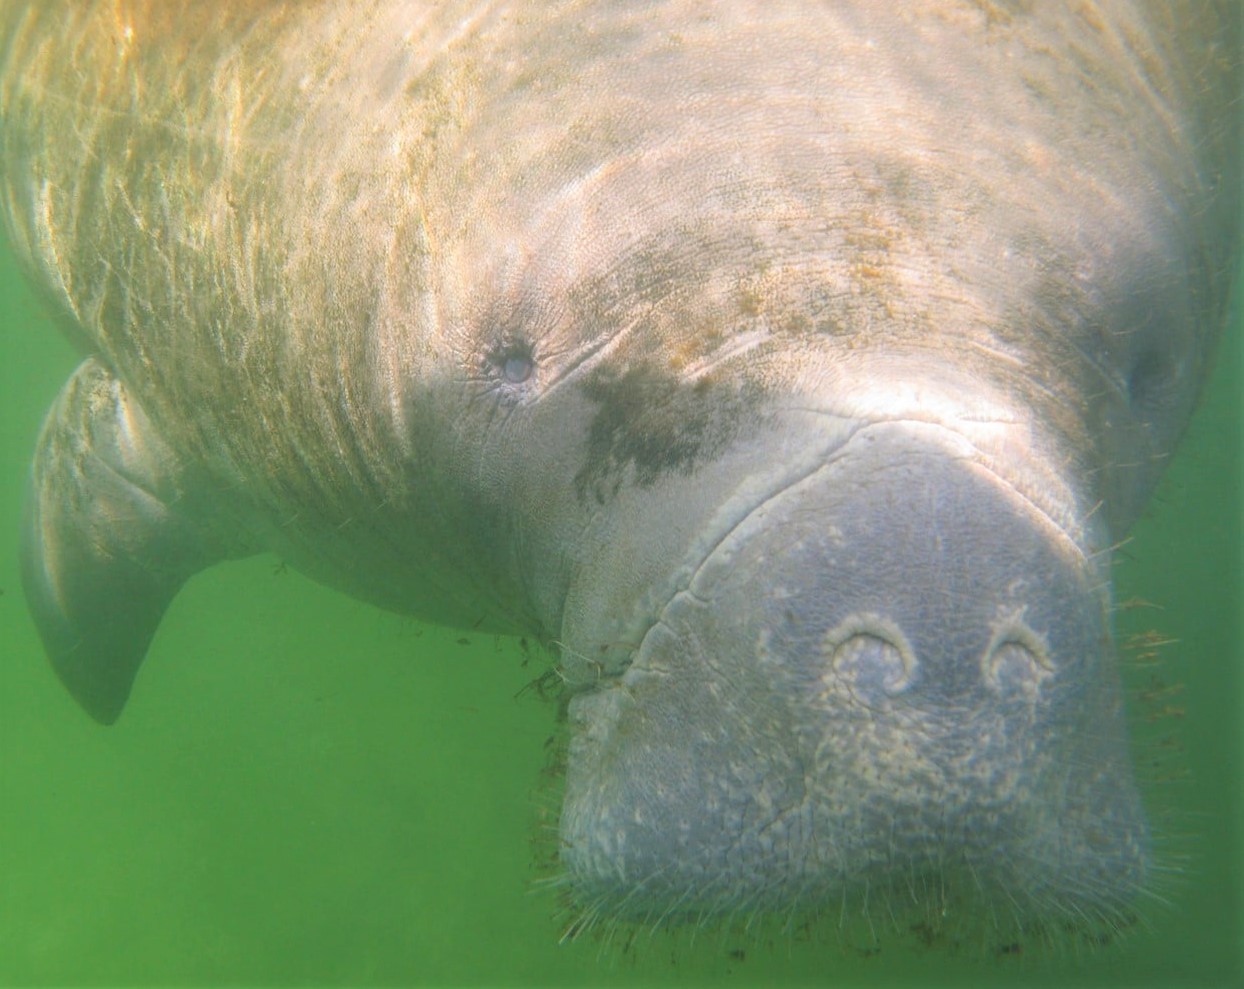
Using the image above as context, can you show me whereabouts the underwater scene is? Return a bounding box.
[0,216,1240,989]
[0,3,1240,986]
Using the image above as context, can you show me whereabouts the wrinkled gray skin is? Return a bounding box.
[0,0,1238,936]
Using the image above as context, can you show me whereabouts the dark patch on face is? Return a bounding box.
[574,363,757,503]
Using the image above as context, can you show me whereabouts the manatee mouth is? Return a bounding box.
[555,421,1147,937]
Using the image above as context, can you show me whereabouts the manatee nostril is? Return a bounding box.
[981,619,1053,698]
[821,614,917,697]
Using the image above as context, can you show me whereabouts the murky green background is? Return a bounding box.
[0,231,1239,983]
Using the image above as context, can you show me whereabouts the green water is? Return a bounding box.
[0,237,1240,985]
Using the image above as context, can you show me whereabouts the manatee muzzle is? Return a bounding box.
[558,421,1146,928]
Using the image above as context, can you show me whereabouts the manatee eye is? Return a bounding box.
[1125,347,1174,415]
[503,352,534,384]
[484,339,536,393]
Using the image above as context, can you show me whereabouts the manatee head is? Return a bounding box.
[388,3,1220,943]
[420,123,1156,938]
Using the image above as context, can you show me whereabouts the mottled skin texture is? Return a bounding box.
[0,0,1238,937]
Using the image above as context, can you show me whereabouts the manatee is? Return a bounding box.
[0,0,1238,939]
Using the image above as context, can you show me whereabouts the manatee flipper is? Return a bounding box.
[21,359,240,724]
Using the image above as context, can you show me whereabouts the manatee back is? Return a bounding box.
[0,1,442,549]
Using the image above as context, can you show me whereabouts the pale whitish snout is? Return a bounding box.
[559,423,1147,929]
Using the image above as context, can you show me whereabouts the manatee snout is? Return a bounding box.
[559,422,1146,930]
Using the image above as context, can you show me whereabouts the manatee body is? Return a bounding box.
[0,1,1238,937]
